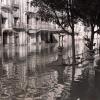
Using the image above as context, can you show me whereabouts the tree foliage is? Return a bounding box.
[31,0,100,63]
[31,0,79,65]
[31,0,100,31]
[74,0,100,50]
[31,0,79,35]
[75,0,100,27]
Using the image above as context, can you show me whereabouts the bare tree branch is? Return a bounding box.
[52,9,72,35]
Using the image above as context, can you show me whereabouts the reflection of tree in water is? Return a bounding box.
[57,65,88,100]
[47,45,66,84]
[70,71,89,100]
[24,43,66,99]
[58,59,100,100]
[1,38,99,100]
[94,59,100,100]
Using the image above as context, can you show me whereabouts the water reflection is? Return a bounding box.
[0,37,100,100]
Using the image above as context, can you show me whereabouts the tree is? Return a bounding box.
[31,0,80,66]
[75,0,100,51]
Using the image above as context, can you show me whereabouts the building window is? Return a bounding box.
[14,18,18,26]
[2,17,6,24]
[27,15,30,24]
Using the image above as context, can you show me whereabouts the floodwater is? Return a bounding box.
[0,36,100,100]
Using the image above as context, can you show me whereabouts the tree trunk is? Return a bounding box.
[87,23,95,61]
[0,14,1,36]
[70,0,76,68]
[71,23,76,67]
[0,13,2,45]
[90,23,95,50]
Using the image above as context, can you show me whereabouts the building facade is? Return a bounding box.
[0,0,59,46]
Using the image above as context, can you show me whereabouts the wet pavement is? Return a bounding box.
[0,37,100,100]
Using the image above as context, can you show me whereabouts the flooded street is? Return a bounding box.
[0,36,100,100]
[1,0,100,99]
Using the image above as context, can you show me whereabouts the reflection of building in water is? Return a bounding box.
[0,43,60,98]
[0,42,78,100]
[0,60,60,100]
[0,45,99,100]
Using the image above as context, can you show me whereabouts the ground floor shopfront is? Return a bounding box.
[0,30,58,46]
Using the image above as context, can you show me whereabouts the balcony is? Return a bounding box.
[37,22,58,31]
[12,23,26,32]
[1,4,12,12]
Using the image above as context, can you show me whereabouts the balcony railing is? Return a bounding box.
[12,23,26,32]
[25,23,61,34]
[36,22,59,31]
[12,22,61,33]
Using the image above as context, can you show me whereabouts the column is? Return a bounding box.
[36,33,39,44]
[33,34,36,44]
[12,32,14,46]
[7,35,9,45]
[38,33,41,43]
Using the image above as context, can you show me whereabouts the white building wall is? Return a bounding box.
[19,32,27,45]
[1,0,61,45]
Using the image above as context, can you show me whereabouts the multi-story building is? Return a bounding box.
[0,0,59,46]
[0,0,21,46]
